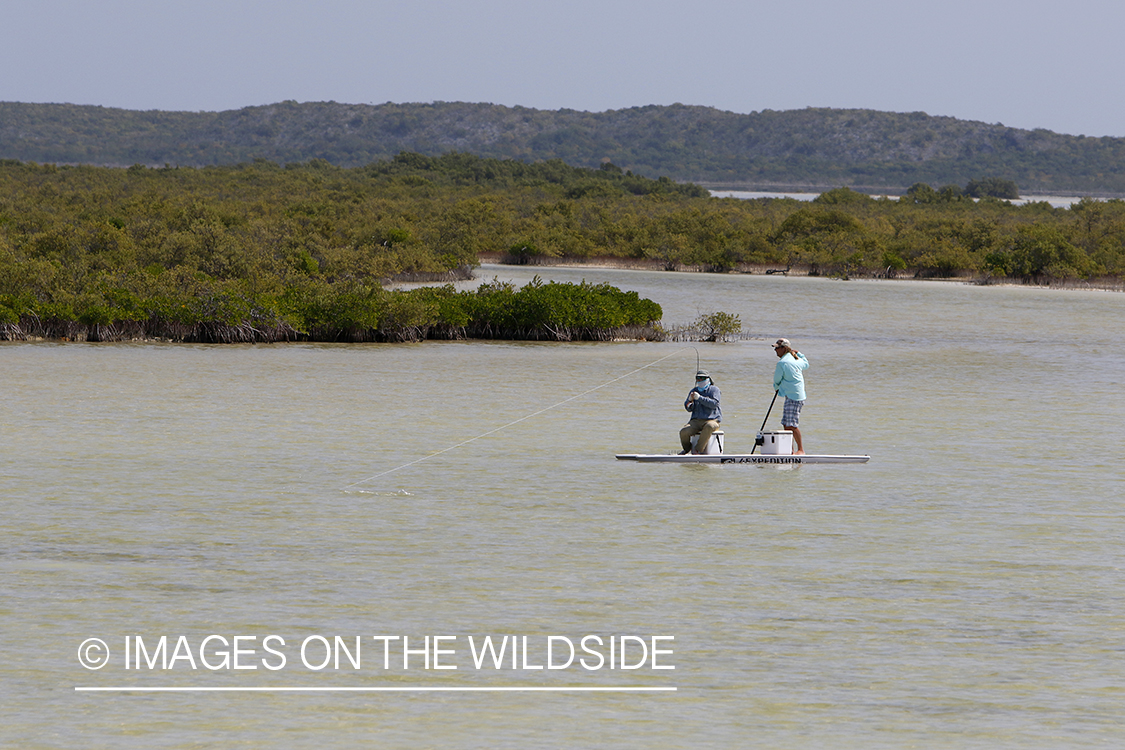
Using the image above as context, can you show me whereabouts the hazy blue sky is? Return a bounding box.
[4,0,1123,136]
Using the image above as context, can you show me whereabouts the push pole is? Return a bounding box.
[751,390,779,454]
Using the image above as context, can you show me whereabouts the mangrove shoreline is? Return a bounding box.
[4,153,1125,345]
[480,254,1125,292]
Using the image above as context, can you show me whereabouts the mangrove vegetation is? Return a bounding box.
[1,152,1124,342]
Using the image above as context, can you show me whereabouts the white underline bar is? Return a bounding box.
[75,686,677,692]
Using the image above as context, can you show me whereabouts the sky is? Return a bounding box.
[3,0,1124,137]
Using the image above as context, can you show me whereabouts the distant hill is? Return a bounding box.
[3,101,1125,194]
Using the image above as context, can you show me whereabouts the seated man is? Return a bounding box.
[679,370,722,454]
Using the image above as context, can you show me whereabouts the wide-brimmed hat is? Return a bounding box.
[695,370,710,379]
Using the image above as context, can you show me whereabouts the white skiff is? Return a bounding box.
[615,452,869,465]
[616,430,868,465]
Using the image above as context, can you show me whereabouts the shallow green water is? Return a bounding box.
[2,269,1123,748]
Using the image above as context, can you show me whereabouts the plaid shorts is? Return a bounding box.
[782,398,804,426]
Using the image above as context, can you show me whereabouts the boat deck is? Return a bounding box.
[615,453,869,464]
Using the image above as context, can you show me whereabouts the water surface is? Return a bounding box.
[2,270,1123,748]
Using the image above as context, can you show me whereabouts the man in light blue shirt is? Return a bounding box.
[772,338,808,455]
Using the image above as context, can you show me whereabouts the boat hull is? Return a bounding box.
[615,453,869,465]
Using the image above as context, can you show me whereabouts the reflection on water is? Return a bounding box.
[2,270,1123,748]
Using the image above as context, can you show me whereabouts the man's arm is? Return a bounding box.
[694,387,719,409]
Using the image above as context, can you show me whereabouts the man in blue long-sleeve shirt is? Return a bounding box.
[772,338,808,455]
[679,370,722,454]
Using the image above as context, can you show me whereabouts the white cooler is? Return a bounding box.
[758,430,793,455]
[690,430,725,454]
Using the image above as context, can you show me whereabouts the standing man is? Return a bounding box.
[772,338,808,455]
[679,370,722,454]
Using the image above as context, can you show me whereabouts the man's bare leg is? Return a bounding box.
[785,425,804,455]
